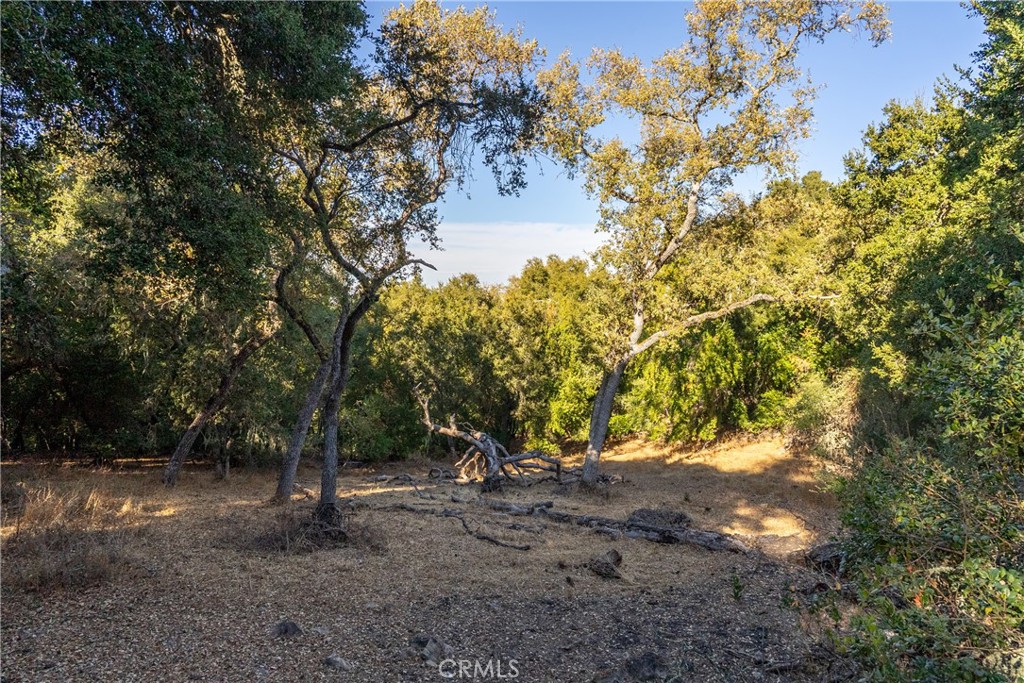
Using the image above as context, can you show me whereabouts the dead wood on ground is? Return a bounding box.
[414,387,582,489]
[351,493,748,554]
[480,499,749,553]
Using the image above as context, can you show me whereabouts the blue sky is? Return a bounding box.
[366,2,988,285]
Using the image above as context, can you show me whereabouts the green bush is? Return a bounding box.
[836,274,1024,681]
[615,312,816,443]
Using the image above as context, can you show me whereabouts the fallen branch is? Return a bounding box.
[351,496,747,554]
[442,509,531,551]
[390,473,431,499]
[725,648,805,674]
[481,499,748,554]
[347,499,531,551]
[414,386,582,488]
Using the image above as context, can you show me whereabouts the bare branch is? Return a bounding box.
[273,233,327,361]
[323,98,441,154]
[646,179,703,278]
[628,293,776,360]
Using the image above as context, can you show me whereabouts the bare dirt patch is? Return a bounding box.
[1,438,847,682]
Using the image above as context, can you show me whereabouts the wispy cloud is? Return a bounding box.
[409,221,605,286]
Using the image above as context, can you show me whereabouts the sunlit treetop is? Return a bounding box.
[540,0,890,282]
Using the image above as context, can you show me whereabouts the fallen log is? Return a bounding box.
[350,495,747,554]
[481,499,749,554]
[414,387,582,488]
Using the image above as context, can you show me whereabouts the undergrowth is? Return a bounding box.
[1,478,142,592]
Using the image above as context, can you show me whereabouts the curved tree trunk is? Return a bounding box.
[274,312,349,501]
[163,329,278,486]
[273,353,334,500]
[579,294,776,485]
[580,359,627,485]
[276,292,374,507]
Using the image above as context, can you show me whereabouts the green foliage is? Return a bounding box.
[731,570,744,602]
[1,1,363,297]
[335,256,831,457]
[837,277,1024,679]
[613,313,812,442]
[339,275,515,461]
[497,257,605,443]
[801,6,1024,677]
[0,2,365,457]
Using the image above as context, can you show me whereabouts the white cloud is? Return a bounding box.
[409,221,605,286]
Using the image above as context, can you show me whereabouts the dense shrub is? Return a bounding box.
[613,312,817,443]
[835,274,1024,680]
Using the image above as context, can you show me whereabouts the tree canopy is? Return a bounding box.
[1,3,1021,678]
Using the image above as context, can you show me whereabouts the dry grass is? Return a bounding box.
[1,440,847,682]
[1,470,143,592]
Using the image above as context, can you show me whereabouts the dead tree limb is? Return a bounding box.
[414,387,580,488]
[480,499,749,553]
[442,509,532,551]
[352,496,747,554]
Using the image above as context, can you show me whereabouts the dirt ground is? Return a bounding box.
[1,437,851,682]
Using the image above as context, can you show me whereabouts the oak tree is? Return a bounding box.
[539,0,889,483]
[268,1,545,523]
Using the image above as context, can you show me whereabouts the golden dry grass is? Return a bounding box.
[1,439,847,682]
[1,470,145,592]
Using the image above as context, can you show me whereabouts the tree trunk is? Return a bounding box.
[581,359,628,485]
[278,290,374,507]
[163,330,277,486]
[579,294,776,485]
[273,311,350,501]
[315,297,371,523]
[316,364,344,524]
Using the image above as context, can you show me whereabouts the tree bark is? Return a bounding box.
[581,359,628,485]
[315,296,372,523]
[316,364,344,523]
[163,329,278,486]
[274,259,431,504]
[274,311,349,501]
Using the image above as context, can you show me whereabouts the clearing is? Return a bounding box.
[1,436,850,682]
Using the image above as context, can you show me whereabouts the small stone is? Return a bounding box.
[410,633,454,665]
[623,652,670,681]
[424,639,454,665]
[323,655,355,671]
[805,542,845,573]
[273,620,303,638]
[588,549,624,579]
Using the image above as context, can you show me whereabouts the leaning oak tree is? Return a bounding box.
[270,1,545,525]
[539,0,890,484]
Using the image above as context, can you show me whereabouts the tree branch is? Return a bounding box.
[646,179,703,278]
[273,234,327,362]
[628,293,776,360]
[322,96,448,154]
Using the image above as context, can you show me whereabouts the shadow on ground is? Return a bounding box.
[1,437,852,683]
